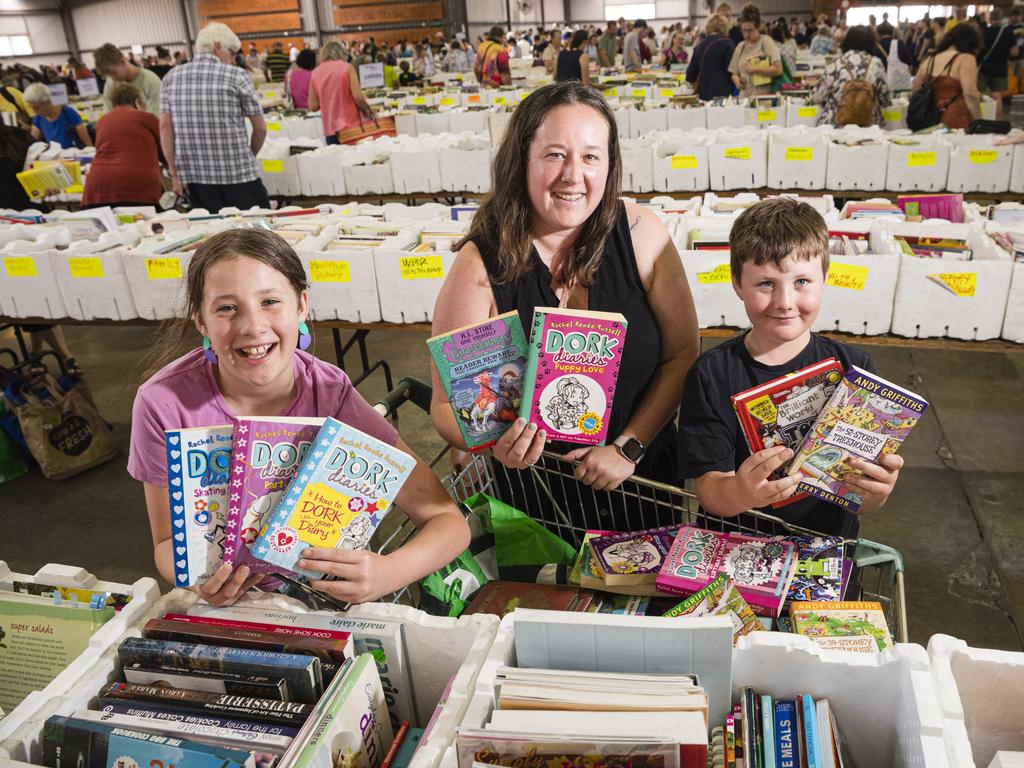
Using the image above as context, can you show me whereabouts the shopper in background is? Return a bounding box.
[82,83,162,208]
[24,83,92,148]
[431,81,699,490]
[945,5,967,34]
[442,40,471,73]
[812,25,891,127]
[662,29,689,68]
[286,48,316,110]
[309,40,373,144]
[978,8,1018,119]
[412,43,436,79]
[912,21,982,130]
[542,29,562,74]
[770,21,797,78]
[148,47,174,79]
[93,43,161,114]
[597,21,618,69]
[555,29,593,85]
[0,123,38,210]
[686,14,736,100]
[729,4,782,97]
[265,42,291,82]
[160,22,269,211]
[810,24,834,54]
[0,75,33,130]
[717,3,743,45]
[476,26,512,86]
[244,44,260,71]
[622,19,646,70]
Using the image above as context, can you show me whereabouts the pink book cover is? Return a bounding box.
[518,307,628,446]
[719,533,799,618]
[655,526,729,596]
[223,416,323,573]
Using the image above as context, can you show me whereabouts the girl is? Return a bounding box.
[129,229,470,607]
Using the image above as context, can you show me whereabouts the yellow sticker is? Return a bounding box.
[785,146,814,162]
[413,96,426,105]
[797,106,818,118]
[265,91,278,99]
[116,214,136,224]
[68,257,104,279]
[969,149,999,165]
[400,255,444,280]
[632,89,647,98]
[697,263,732,283]
[519,92,528,101]
[929,272,977,297]
[267,121,282,132]
[440,97,455,106]
[494,96,507,105]
[310,259,352,283]
[262,159,284,174]
[671,155,698,170]
[3,256,37,278]
[882,109,901,122]
[827,262,868,291]
[757,109,777,122]
[78,110,88,120]
[746,395,778,425]
[724,147,751,160]
[907,151,936,167]
[660,88,675,97]
[145,257,182,280]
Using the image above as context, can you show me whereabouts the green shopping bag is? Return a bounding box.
[464,492,577,569]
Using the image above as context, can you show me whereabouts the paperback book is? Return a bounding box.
[788,366,928,513]
[520,307,628,446]
[662,574,762,645]
[589,525,683,587]
[122,662,290,700]
[427,310,528,451]
[96,701,300,738]
[456,732,684,768]
[789,600,894,651]
[778,535,850,603]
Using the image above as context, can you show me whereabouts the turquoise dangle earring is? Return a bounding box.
[202,336,218,364]
[298,321,311,351]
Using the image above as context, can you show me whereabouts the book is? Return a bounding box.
[165,425,234,587]
[773,700,799,768]
[252,416,415,578]
[589,525,683,587]
[496,681,708,716]
[463,580,588,617]
[778,536,848,604]
[662,574,762,645]
[519,307,628,446]
[730,359,845,508]
[801,695,821,768]
[456,731,685,768]
[96,699,300,737]
[117,636,323,704]
[427,311,528,452]
[788,601,893,652]
[740,688,756,768]
[815,700,835,768]
[570,529,617,585]
[392,727,422,768]
[1,580,131,611]
[122,661,290,700]
[787,366,928,513]
[761,695,776,768]
[224,416,323,575]
[750,56,772,87]
[380,720,409,768]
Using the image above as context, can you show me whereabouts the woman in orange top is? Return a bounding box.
[911,22,982,129]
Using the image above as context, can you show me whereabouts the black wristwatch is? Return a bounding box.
[613,435,646,464]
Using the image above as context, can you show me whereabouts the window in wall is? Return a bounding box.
[606,3,657,22]
[845,5,976,26]
[0,36,33,57]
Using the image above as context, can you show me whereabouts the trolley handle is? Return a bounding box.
[373,376,433,419]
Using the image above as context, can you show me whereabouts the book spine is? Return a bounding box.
[760,695,776,768]
[74,709,294,751]
[801,695,818,768]
[123,663,289,700]
[380,720,410,768]
[517,308,545,423]
[99,682,312,727]
[143,617,351,663]
[165,429,192,588]
[98,700,300,738]
[773,701,798,768]
[163,612,354,644]
[751,689,763,768]
[725,714,736,768]
[223,420,257,569]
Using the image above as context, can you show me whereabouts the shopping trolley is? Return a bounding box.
[367,377,909,644]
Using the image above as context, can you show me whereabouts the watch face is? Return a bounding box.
[621,438,644,462]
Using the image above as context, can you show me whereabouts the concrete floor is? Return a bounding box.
[1,323,1022,652]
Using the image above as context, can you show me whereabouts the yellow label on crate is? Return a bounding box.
[310,259,352,283]
[661,88,675,97]
[907,151,936,167]
[797,106,818,118]
[785,147,814,162]
[757,109,777,122]
[440,97,455,106]
[697,263,732,283]
[267,121,282,132]
[724,147,751,160]
[969,149,999,165]
[262,159,284,174]
[929,272,977,297]
[519,92,528,101]
[3,256,37,278]
[265,91,278,99]
[145,257,182,280]
[400,255,444,280]
[882,109,901,123]
[117,214,136,224]
[606,87,618,97]
[69,257,103,279]
[671,155,698,169]
[413,97,426,105]
[632,89,647,98]
[494,96,507,105]
[827,262,868,291]
[746,395,777,425]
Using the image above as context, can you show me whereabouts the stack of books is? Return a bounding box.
[843,201,905,220]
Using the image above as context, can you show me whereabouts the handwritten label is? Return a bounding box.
[671,155,698,170]
[400,255,444,280]
[440,97,456,106]
[4,256,37,278]
[697,263,732,283]
[262,159,284,174]
[412,97,426,105]
[827,262,868,291]
[757,109,777,122]
[660,88,675,97]
[632,89,647,98]
[797,106,818,118]
[969,149,998,165]
[785,146,814,162]
[145,257,182,280]
[68,257,104,279]
[882,109,902,122]
[310,260,352,283]
[907,151,936,167]
[267,121,282,132]
[723,147,751,160]
[494,96,507,105]
[606,87,618,97]
[929,272,977,297]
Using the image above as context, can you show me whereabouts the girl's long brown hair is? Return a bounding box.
[455,80,623,289]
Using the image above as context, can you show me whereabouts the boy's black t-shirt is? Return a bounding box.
[678,332,875,539]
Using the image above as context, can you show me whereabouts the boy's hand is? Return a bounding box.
[735,446,801,509]
[845,453,904,515]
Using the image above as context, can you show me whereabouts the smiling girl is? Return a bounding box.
[129,229,469,607]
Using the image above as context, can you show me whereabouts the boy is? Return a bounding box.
[678,198,903,539]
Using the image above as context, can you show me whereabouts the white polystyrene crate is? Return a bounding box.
[298,226,384,323]
[929,634,1024,768]
[882,100,908,130]
[391,146,443,194]
[766,127,829,190]
[1010,143,1024,194]
[0,561,160,762]
[745,103,785,128]
[707,131,767,190]
[613,107,630,139]
[415,112,452,136]
[620,139,656,193]
[440,137,491,193]
[283,114,324,142]
[734,632,951,768]
[886,137,951,192]
[1002,261,1024,344]
[827,132,890,191]
[666,105,707,131]
[487,110,514,146]
[449,111,487,134]
[258,144,302,198]
[944,135,1013,194]
[0,237,69,319]
[406,93,441,109]
[382,203,452,223]
[784,99,820,127]
[343,157,394,196]
[51,230,142,320]
[680,249,749,328]
[629,107,668,138]
[706,102,746,129]
[395,111,418,136]
[890,222,1012,340]
[296,147,349,196]
[373,245,456,323]
[121,245,192,321]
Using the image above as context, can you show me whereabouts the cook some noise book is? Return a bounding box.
[224,416,323,575]
[520,307,627,446]
[252,417,415,578]
[787,366,928,513]
[427,310,528,452]
[165,425,233,588]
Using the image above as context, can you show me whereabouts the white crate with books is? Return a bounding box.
[706,128,767,191]
[612,106,631,138]
[826,127,890,191]
[295,145,349,196]
[395,110,419,136]
[390,137,444,195]
[487,108,514,146]
[784,98,820,127]
[374,235,457,323]
[258,139,303,198]
[620,136,657,193]
[653,130,712,193]
[673,216,748,329]
[944,135,1014,194]
[745,101,785,128]
[51,226,144,320]
[448,109,488,135]
[122,230,207,321]
[705,101,746,129]
[666,103,708,131]
[1009,141,1024,194]
[439,134,492,193]
[342,146,395,196]
[979,220,1024,343]
[414,111,452,136]
[628,106,669,138]
[0,233,70,320]
[886,135,952,192]
[766,126,829,190]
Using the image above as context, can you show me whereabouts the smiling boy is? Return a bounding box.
[677,198,903,538]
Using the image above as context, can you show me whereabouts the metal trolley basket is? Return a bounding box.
[369,378,909,644]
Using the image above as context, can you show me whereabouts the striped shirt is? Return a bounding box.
[265,51,291,81]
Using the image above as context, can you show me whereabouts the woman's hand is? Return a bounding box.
[299,548,396,604]
[491,417,546,469]
[561,444,636,492]
[195,563,265,607]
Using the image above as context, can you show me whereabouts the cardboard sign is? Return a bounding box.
[359,62,385,88]
[75,77,99,97]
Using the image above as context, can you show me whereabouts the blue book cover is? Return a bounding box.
[761,694,776,768]
[252,416,415,578]
[773,700,799,768]
[801,694,821,768]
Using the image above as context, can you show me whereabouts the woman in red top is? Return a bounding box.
[82,83,163,208]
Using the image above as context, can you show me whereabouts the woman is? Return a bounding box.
[729,4,783,97]
[286,49,316,110]
[912,21,982,130]
[770,22,797,78]
[0,123,37,210]
[308,40,373,144]
[81,83,162,207]
[662,30,689,68]
[431,81,699,494]
[24,82,92,149]
[810,24,834,55]
[686,14,736,100]
[555,29,593,85]
[812,25,892,126]
[130,229,470,607]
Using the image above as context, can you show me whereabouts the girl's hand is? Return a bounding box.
[195,563,265,606]
[561,444,636,492]
[491,417,546,470]
[299,548,396,604]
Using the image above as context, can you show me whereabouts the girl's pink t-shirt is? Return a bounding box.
[128,348,398,486]
[286,67,313,110]
[309,60,360,136]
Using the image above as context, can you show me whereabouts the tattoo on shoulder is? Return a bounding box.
[630,215,641,232]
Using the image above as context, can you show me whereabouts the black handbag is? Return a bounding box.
[967,119,1011,134]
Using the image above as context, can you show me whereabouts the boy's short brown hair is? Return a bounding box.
[93,43,124,75]
[729,197,830,281]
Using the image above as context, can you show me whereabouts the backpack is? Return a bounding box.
[835,59,876,127]
[907,54,959,131]
[474,41,502,85]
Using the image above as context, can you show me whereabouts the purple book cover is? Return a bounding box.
[223,417,323,573]
[779,535,846,604]
[589,525,683,580]
[719,533,798,618]
[655,526,729,596]
[519,308,627,446]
